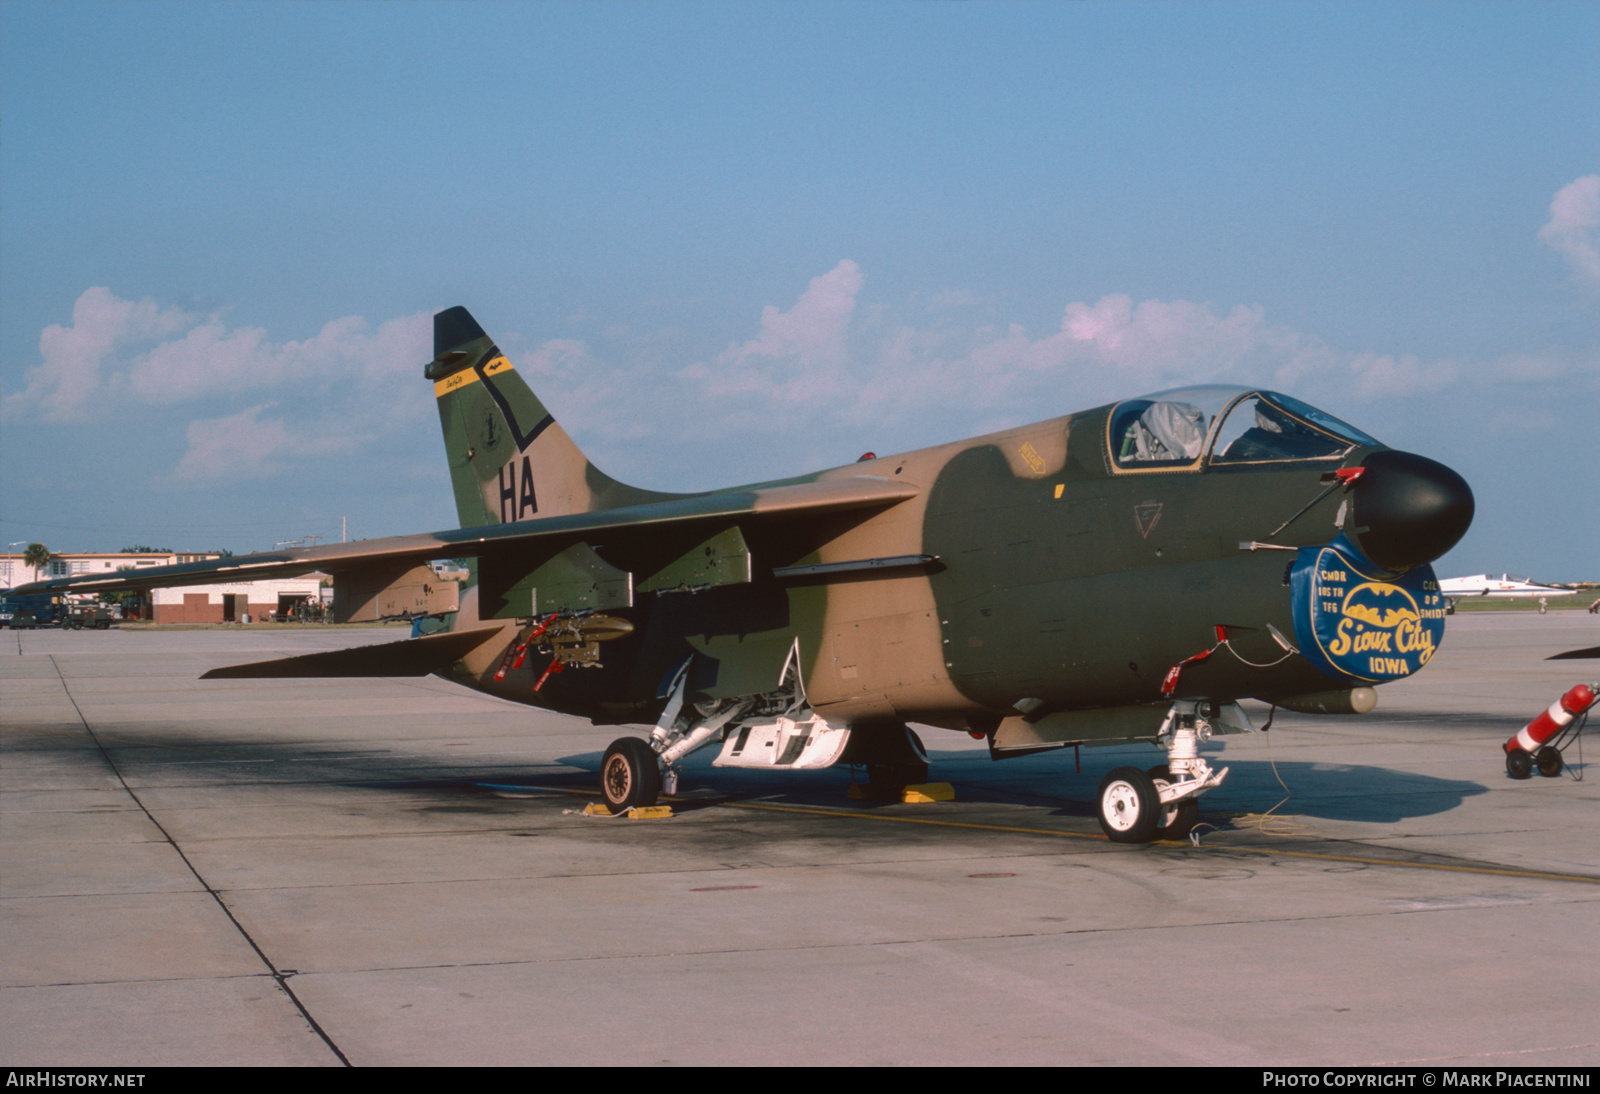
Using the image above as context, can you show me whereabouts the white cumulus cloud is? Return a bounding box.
[16,269,1571,497]
[171,405,292,481]
[687,260,865,403]
[1538,175,1600,292]
[9,287,195,421]
[3,288,431,423]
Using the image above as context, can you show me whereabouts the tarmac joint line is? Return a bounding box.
[42,654,356,1067]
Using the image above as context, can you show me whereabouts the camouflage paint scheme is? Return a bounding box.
[21,306,1474,771]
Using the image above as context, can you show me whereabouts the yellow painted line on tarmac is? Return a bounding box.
[723,800,1600,886]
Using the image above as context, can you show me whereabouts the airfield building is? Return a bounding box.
[1,551,322,623]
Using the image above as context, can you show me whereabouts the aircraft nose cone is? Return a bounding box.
[1349,450,1474,572]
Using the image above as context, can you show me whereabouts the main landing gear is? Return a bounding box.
[1095,701,1237,844]
[598,644,840,812]
[600,737,661,812]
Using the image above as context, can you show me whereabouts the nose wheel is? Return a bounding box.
[1097,767,1160,843]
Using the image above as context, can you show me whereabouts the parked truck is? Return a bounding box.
[0,593,64,628]
[60,602,116,629]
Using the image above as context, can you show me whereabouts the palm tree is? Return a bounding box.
[21,542,52,578]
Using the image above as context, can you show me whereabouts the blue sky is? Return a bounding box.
[2,1,1596,579]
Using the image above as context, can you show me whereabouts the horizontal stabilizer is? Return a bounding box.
[200,627,502,679]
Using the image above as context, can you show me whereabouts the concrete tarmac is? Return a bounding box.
[3,615,1598,1066]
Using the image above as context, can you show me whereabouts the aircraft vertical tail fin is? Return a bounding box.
[427,306,665,528]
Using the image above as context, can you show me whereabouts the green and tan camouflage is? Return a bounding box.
[20,305,1474,841]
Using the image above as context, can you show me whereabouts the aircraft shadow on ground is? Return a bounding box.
[917,748,1502,825]
[19,724,1528,829]
[1161,761,1498,824]
[539,746,1509,827]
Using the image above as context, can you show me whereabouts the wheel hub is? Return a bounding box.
[604,756,632,801]
[1102,780,1143,832]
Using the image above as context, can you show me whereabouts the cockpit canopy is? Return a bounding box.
[1108,386,1380,471]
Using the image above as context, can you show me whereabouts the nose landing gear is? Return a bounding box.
[1147,765,1201,841]
[1094,700,1242,843]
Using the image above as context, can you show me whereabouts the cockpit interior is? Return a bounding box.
[1109,386,1381,471]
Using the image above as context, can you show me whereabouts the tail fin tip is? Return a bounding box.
[434,306,488,358]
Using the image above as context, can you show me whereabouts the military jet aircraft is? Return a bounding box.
[19,306,1474,842]
[1437,574,1577,614]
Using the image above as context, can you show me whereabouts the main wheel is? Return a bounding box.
[866,762,930,797]
[1536,746,1564,778]
[1505,747,1533,780]
[600,737,660,812]
[1097,767,1159,843]
[1146,765,1199,842]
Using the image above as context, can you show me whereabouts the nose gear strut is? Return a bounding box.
[1095,700,1246,843]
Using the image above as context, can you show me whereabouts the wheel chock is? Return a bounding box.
[845,782,956,802]
[582,802,673,818]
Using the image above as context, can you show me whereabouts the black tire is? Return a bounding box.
[601,737,660,812]
[1536,746,1564,778]
[867,762,930,797]
[1505,748,1534,780]
[1146,765,1199,841]
[1097,766,1159,843]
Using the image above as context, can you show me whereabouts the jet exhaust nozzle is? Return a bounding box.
[1349,450,1474,573]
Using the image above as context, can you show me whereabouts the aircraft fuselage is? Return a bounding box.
[451,390,1463,755]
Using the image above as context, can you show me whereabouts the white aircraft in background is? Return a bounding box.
[1438,574,1579,613]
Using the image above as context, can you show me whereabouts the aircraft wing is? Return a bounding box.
[14,475,919,597]
[199,628,505,678]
